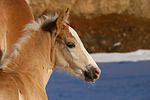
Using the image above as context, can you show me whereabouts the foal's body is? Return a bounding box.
[0,9,101,100]
[0,28,51,100]
[0,0,34,59]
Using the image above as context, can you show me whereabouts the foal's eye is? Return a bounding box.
[66,42,75,48]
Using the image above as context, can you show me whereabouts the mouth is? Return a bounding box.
[84,67,100,82]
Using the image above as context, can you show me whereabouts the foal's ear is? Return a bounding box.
[41,8,70,35]
[56,8,70,29]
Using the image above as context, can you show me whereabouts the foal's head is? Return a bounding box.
[42,8,101,82]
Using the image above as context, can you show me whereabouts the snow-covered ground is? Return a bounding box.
[46,50,150,100]
[91,50,150,63]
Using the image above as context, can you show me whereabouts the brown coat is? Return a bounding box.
[0,0,34,60]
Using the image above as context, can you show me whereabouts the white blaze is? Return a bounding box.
[68,26,98,69]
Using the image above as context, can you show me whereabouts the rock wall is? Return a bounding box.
[28,0,150,53]
[29,0,150,19]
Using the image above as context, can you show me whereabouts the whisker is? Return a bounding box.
[89,81,96,86]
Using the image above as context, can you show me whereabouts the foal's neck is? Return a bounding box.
[3,29,55,88]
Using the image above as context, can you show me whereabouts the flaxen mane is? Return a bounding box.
[0,15,60,69]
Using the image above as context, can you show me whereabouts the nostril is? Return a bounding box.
[95,68,100,75]
[94,68,101,79]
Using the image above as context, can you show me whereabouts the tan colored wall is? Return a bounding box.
[28,0,150,53]
[29,0,150,19]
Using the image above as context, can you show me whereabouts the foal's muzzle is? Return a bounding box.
[84,64,101,82]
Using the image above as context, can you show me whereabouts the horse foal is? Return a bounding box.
[0,9,101,100]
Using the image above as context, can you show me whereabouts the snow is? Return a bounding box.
[91,49,150,63]
[114,42,121,47]
[46,50,150,100]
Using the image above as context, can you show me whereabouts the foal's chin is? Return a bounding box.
[73,70,100,82]
[84,72,100,82]
[70,67,100,82]
[84,66,100,82]
[84,76,99,82]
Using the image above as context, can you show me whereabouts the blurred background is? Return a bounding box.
[27,0,150,100]
[28,0,150,53]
